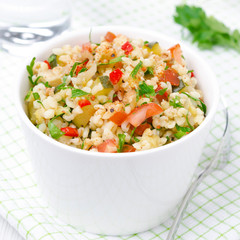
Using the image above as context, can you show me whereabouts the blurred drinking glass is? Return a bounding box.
[0,0,71,55]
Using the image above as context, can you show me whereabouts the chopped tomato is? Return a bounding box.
[134,123,151,136]
[168,44,182,65]
[191,72,195,78]
[122,145,136,152]
[155,85,169,102]
[121,41,133,54]
[110,111,128,126]
[44,60,51,69]
[159,68,180,86]
[97,139,117,153]
[126,103,163,127]
[61,127,79,137]
[78,99,91,108]
[76,65,83,76]
[82,42,92,52]
[109,68,123,85]
[104,32,116,42]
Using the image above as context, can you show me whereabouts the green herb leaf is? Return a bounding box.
[99,55,125,65]
[24,88,32,100]
[144,41,149,45]
[33,92,40,100]
[79,67,87,73]
[174,4,240,52]
[44,82,52,88]
[117,134,126,152]
[69,59,88,77]
[37,100,44,107]
[71,89,90,98]
[139,82,156,97]
[130,127,137,144]
[99,76,113,88]
[164,65,169,70]
[156,88,167,95]
[186,111,194,130]
[135,88,140,102]
[169,96,184,108]
[48,115,65,139]
[69,62,81,77]
[48,54,57,68]
[182,92,207,114]
[187,70,194,73]
[131,61,143,79]
[26,57,38,85]
[134,137,140,142]
[174,124,191,139]
[144,67,154,76]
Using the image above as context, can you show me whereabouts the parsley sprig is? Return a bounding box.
[48,114,65,139]
[169,96,184,108]
[174,4,240,52]
[182,92,207,114]
[26,57,41,86]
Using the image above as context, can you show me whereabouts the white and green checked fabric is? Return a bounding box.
[1,0,240,239]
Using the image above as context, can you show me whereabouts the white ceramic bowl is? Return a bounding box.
[16,26,219,235]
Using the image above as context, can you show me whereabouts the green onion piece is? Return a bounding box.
[117,134,126,152]
[48,54,57,68]
[131,61,143,79]
[187,70,194,73]
[164,65,169,70]
[33,92,40,100]
[144,41,149,45]
[71,89,90,98]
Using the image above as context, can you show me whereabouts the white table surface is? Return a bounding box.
[0,215,23,240]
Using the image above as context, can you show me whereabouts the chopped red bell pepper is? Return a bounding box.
[78,99,91,108]
[191,72,195,78]
[76,65,83,76]
[61,127,79,137]
[109,68,123,85]
[121,41,133,54]
[44,60,51,69]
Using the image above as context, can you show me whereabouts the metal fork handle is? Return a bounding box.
[166,98,230,240]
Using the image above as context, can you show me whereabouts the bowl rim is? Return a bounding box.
[16,25,220,158]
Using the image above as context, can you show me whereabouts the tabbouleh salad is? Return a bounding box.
[25,31,206,153]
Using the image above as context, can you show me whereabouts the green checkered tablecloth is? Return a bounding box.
[1,0,240,239]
